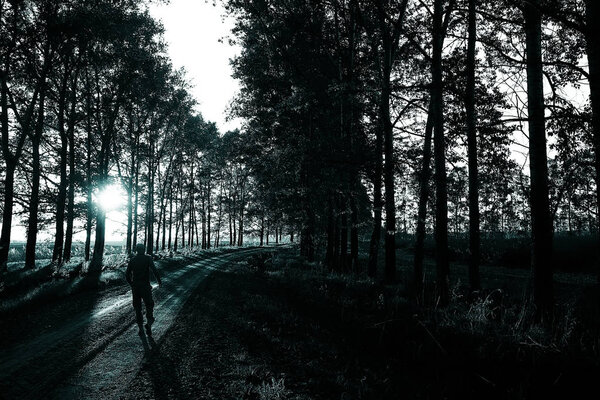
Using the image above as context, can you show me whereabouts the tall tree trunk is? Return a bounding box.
[161,197,167,251]
[63,105,77,262]
[0,161,16,271]
[238,212,244,246]
[90,138,110,271]
[260,216,265,246]
[180,179,185,249]
[202,192,207,249]
[382,49,396,283]
[432,0,450,305]
[413,104,434,300]
[133,154,140,248]
[229,208,233,246]
[207,181,211,249]
[168,177,173,250]
[584,0,600,283]
[126,182,133,254]
[147,144,155,255]
[368,114,384,278]
[53,81,68,264]
[25,89,46,270]
[90,206,106,272]
[84,126,93,262]
[524,0,554,321]
[466,0,481,292]
[0,72,15,271]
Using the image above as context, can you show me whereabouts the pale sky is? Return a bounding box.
[148,0,242,133]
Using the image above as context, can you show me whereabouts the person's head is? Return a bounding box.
[135,243,145,255]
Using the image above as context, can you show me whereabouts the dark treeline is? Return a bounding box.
[224,0,599,322]
[0,0,599,324]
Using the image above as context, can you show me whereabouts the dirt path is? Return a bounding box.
[0,248,265,400]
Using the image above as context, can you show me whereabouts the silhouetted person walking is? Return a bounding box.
[126,244,162,336]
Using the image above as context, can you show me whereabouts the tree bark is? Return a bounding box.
[147,142,155,255]
[0,161,16,272]
[413,103,434,300]
[25,88,47,270]
[133,152,140,249]
[367,113,384,278]
[90,135,111,271]
[63,90,78,262]
[382,55,396,283]
[84,124,93,262]
[466,0,481,291]
[53,76,69,264]
[524,0,554,321]
[0,71,14,271]
[432,0,450,305]
[207,181,211,249]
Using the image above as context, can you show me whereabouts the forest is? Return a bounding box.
[224,0,600,322]
[1,0,600,398]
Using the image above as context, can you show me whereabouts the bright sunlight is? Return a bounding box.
[94,184,126,212]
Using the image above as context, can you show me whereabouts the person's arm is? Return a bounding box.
[125,261,133,286]
[149,257,162,286]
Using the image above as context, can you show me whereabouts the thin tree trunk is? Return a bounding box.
[0,72,16,271]
[413,104,434,300]
[90,144,110,271]
[260,215,264,246]
[52,78,68,264]
[382,48,396,283]
[133,152,140,248]
[202,191,207,249]
[367,114,384,278]
[432,0,450,305]
[126,183,133,254]
[84,123,93,262]
[25,88,47,270]
[524,0,554,321]
[0,162,16,271]
[466,0,481,291]
[148,147,155,255]
[207,181,211,249]
[63,101,77,262]
[168,177,173,250]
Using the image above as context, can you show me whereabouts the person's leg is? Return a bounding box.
[144,287,155,324]
[132,287,144,331]
[142,286,155,335]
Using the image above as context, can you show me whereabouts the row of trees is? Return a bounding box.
[2,0,598,323]
[1,0,292,275]
[224,0,599,321]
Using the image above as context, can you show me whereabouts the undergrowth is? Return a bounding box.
[243,247,600,398]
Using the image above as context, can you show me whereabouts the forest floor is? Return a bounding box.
[123,247,600,400]
[1,246,599,399]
